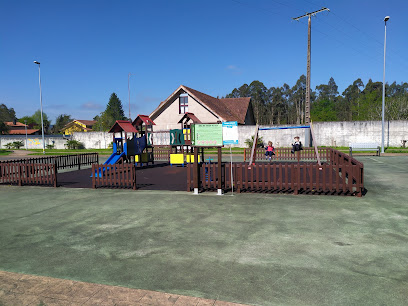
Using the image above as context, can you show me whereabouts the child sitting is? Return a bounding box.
[291,136,303,154]
[265,141,275,160]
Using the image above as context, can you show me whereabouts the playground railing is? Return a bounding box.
[244,147,329,163]
[188,148,364,196]
[92,163,136,190]
[0,163,57,187]
[153,147,171,161]
[0,153,99,170]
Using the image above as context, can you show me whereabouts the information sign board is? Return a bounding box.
[192,124,223,146]
[222,121,238,145]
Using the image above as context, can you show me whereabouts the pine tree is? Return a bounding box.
[94,93,126,131]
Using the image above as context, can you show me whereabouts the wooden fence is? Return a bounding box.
[153,147,171,161]
[0,163,57,187]
[188,148,364,197]
[92,164,136,190]
[0,153,98,170]
[244,147,329,162]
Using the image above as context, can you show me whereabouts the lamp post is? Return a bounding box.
[128,73,133,121]
[381,16,390,154]
[24,120,28,150]
[34,61,45,154]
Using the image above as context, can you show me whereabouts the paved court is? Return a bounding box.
[1,156,408,305]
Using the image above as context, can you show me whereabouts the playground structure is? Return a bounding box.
[106,115,156,167]
[169,112,203,166]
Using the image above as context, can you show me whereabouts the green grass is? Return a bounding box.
[0,149,12,156]
[28,148,112,155]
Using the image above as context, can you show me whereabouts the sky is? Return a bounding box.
[1,0,407,123]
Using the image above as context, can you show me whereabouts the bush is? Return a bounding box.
[64,140,84,150]
[4,141,24,149]
[46,144,55,149]
[245,136,264,149]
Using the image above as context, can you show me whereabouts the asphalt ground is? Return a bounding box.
[0,156,407,305]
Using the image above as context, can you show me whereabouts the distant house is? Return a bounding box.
[60,120,96,135]
[4,120,39,135]
[149,85,255,131]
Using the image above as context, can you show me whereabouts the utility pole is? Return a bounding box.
[128,73,134,122]
[293,7,329,146]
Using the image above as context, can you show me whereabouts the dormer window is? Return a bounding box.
[179,94,188,114]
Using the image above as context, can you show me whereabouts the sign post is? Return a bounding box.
[223,122,238,195]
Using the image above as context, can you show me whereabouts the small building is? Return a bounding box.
[61,120,96,135]
[4,121,39,135]
[149,85,255,131]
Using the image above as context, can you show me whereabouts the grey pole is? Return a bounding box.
[381,16,389,154]
[128,73,134,121]
[24,120,28,150]
[34,61,46,154]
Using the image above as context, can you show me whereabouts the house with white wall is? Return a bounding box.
[149,85,255,131]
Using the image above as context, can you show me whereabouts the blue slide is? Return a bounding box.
[92,142,127,177]
[104,151,126,165]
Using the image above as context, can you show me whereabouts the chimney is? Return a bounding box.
[13,118,17,125]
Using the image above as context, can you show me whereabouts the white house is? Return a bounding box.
[149,85,255,131]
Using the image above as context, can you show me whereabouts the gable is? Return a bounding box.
[149,85,252,129]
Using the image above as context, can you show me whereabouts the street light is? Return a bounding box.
[381,16,390,154]
[128,73,134,121]
[24,120,28,150]
[34,61,46,154]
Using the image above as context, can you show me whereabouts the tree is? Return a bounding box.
[0,122,9,134]
[341,78,364,120]
[94,93,126,131]
[290,75,307,124]
[53,114,72,133]
[18,116,37,128]
[0,104,17,122]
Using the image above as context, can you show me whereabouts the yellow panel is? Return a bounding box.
[186,154,201,163]
[170,153,184,165]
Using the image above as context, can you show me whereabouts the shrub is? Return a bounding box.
[4,141,24,149]
[244,136,264,149]
[46,144,55,149]
[64,140,84,150]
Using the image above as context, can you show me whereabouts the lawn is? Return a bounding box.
[0,156,408,305]
[0,149,12,156]
[27,148,112,155]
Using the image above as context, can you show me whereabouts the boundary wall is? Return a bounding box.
[1,121,406,149]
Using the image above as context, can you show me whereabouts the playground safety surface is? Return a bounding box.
[57,162,187,191]
[1,156,408,305]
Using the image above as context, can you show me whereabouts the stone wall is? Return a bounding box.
[1,121,407,149]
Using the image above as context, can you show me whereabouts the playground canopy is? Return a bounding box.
[178,112,202,125]
[108,120,138,134]
[132,115,156,127]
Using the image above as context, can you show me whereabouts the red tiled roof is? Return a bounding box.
[219,97,251,124]
[132,115,156,126]
[7,129,39,135]
[75,120,96,127]
[5,121,28,127]
[108,120,138,133]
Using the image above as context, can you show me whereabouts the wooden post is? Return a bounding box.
[53,164,57,188]
[217,147,223,195]
[133,164,136,190]
[193,147,199,194]
[18,164,22,186]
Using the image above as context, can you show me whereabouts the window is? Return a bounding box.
[179,95,188,114]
